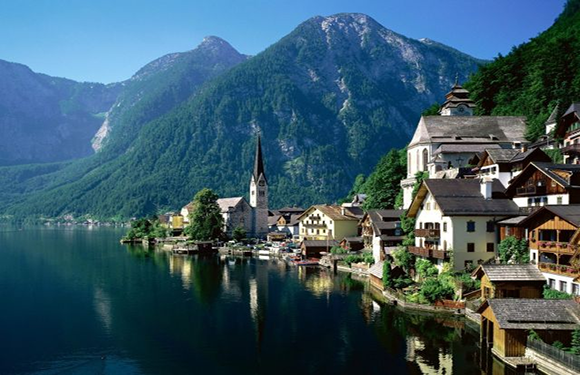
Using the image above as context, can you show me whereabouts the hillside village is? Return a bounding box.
[147,81,580,373]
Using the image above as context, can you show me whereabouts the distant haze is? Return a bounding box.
[0,0,566,83]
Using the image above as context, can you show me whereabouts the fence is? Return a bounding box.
[527,338,580,372]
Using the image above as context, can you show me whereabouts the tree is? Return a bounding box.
[339,174,366,205]
[415,258,438,280]
[393,246,415,273]
[383,260,393,288]
[362,148,407,210]
[498,236,529,264]
[571,328,580,355]
[419,277,455,303]
[232,226,246,242]
[184,188,224,241]
[421,102,441,116]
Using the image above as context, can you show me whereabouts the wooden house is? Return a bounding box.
[555,103,580,164]
[339,237,364,252]
[301,239,338,258]
[505,161,580,209]
[478,299,580,358]
[471,264,545,300]
[496,215,528,241]
[518,205,580,295]
[359,209,405,263]
[474,147,551,187]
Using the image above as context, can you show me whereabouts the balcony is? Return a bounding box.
[532,240,577,255]
[408,246,431,258]
[539,262,580,278]
[432,249,450,259]
[561,143,580,155]
[303,222,326,228]
[515,185,547,196]
[414,228,440,239]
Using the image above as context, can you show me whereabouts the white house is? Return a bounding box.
[407,178,520,271]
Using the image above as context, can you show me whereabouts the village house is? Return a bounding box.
[474,147,551,187]
[181,135,269,238]
[555,102,580,164]
[505,161,580,209]
[297,205,359,241]
[518,205,580,295]
[407,178,520,271]
[301,239,338,258]
[528,104,560,151]
[478,299,580,358]
[359,209,405,263]
[339,237,364,252]
[471,264,545,300]
[268,207,304,239]
[401,82,528,209]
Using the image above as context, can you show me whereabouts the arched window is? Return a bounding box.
[416,150,420,172]
[422,149,428,171]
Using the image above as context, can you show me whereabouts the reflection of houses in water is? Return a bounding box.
[300,267,333,297]
[406,336,453,375]
[168,255,192,290]
[93,286,113,334]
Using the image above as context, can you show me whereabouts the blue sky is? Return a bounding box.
[0,0,567,84]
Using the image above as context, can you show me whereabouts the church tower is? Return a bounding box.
[250,134,268,237]
[439,79,476,116]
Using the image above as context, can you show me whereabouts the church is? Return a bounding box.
[181,135,269,238]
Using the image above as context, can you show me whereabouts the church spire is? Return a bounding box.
[253,133,266,183]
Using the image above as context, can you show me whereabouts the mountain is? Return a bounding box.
[466,0,578,141]
[0,60,121,165]
[1,14,484,220]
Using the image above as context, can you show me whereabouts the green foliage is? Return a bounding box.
[543,284,574,299]
[363,252,375,265]
[393,276,413,289]
[393,246,414,273]
[553,341,565,350]
[528,329,541,342]
[383,260,393,288]
[361,148,407,210]
[184,188,224,241]
[340,174,366,205]
[571,328,580,355]
[498,236,529,264]
[401,171,428,246]
[232,226,246,242]
[123,217,167,240]
[344,252,374,265]
[415,258,439,280]
[420,277,455,303]
[421,102,441,116]
[466,0,580,141]
[456,272,480,293]
[544,148,564,163]
[330,245,348,255]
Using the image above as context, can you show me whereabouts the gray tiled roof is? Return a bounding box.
[301,240,338,248]
[480,264,546,282]
[496,216,528,225]
[424,179,520,216]
[217,197,246,213]
[563,102,580,118]
[367,209,404,233]
[485,148,520,163]
[486,299,580,330]
[519,205,580,227]
[369,261,384,279]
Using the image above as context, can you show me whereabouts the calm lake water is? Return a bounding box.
[0,226,499,374]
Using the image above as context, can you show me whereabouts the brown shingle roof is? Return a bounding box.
[298,205,359,221]
[369,261,384,279]
[473,264,545,282]
[482,299,580,330]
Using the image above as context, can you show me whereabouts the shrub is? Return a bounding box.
[416,258,438,279]
[543,284,573,299]
[330,246,348,255]
[383,260,392,288]
[420,277,455,303]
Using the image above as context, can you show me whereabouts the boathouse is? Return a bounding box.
[471,264,545,300]
[478,299,580,358]
[301,240,338,258]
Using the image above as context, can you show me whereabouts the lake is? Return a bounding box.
[0,226,499,374]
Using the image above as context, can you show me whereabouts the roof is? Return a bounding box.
[369,261,384,279]
[563,102,580,118]
[519,205,580,228]
[343,206,364,218]
[546,103,560,124]
[408,179,520,217]
[496,216,528,225]
[509,147,550,163]
[341,237,363,244]
[301,240,339,248]
[433,143,501,155]
[277,206,305,213]
[268,216,280,226]
[484,148,520,164]
[217,197,246,213]
[479,299,580,330]
[297,205,359,221]
[253,134,267,182]
[409,116,527,147]
[364,209,403,233]
[506,162,580,196]
[472,264,545,282]
[379,235,405,241]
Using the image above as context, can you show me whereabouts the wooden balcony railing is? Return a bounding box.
[533,241,577,255]
[432,249,450,259]
[414,228,441,239]
[538,262,580,278]
[408,246,431,258]
[561,143,580,155]
[516,185,547,196]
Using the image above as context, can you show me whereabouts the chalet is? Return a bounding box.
[339,237,364,252]
[529,104,559,150]
[401,82,527,209]
[496,215,528,241]
[478,299,580,358]
[474,147,551,187]
[359,209,405,263]
[471,264,545,300]
[518,205,580,295]
[301,239,338,258]
[268,209,302,238]
[556,103,580,164]
[407,178,520,271]
[505,162,580,209]
[297,205,359,241]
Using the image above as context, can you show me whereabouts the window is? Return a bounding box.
[467,243,475,252]
[416,150,420,172]
[422,149,428,172]
[486,243,494,252]
[486,221,494,233]
[425,203,430,210]
[573,283,580,296]
[557,196,563,204]
[560,281,568,293]
[467,221,475,232]
[549,279,556,289]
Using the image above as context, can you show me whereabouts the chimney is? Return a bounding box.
[341,207,346,216]
[521,143,528,153]
[480,177,493,200]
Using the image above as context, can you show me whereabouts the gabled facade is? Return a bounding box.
[556,103,580,164]
[474,147,551,187]
[297,205,359,241]
[407,178,520,271]
[359,209,405,263]
[401,82,528,209]
[518,205,580,295]
[471,264,545,300]
[505,162,580,209]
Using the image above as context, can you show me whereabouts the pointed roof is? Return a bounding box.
[545,103,560,124]
[439,82,476,112]
[253,134,267,183]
